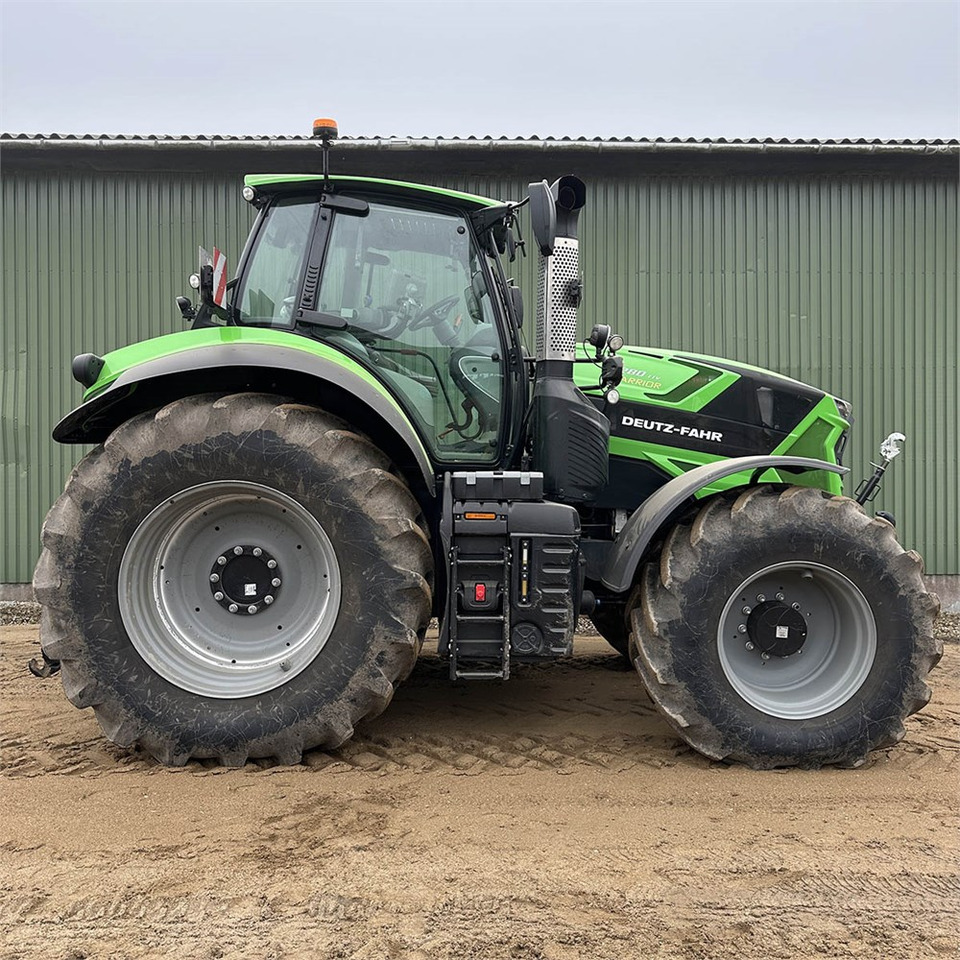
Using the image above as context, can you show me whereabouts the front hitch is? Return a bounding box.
[855,431,906,519]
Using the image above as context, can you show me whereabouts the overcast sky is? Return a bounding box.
[1,0,957,140]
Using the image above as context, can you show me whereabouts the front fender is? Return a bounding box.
[601,455,848,592]
[54,328,436,496]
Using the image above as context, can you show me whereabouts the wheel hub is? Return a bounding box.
[119,481,341,699]
[210,544,282,615]
[717,562,878,720]
[747,600,807,657]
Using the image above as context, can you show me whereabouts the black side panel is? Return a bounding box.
[689,358,823,431]
[508,502,581,658]
[593,455,672,511]
[532,374,610,503]
[613,401,785,457]
[608,361,824,460]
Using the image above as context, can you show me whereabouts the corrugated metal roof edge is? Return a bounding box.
[2,132,957,153]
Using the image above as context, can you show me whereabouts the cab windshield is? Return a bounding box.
[310,200,504,462]
[236,198,318,327]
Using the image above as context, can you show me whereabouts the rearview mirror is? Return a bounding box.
[505,228,517,263]
[509,284,523,326]
[320,194,370,217]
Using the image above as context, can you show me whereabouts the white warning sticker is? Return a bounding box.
[776,625,790,639]
[245,583,257,597]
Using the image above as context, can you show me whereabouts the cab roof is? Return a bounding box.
[243,173,502,209]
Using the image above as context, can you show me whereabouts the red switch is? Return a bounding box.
[475,583,487,603]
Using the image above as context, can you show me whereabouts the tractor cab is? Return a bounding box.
[228,176,526,466]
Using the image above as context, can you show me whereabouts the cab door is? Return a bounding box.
[314,199,508,463]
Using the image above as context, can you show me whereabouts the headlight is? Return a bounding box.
[835,397,853,425]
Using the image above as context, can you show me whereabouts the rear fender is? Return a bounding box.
[54,340,437,501]
[600,455,848,592]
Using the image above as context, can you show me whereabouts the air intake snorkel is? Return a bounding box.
[527,177,610,502]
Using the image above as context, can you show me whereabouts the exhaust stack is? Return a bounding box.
[527,177,610,502]
[530,176,586,362]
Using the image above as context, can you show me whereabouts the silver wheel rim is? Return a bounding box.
[119,481,341,698]
[717,561,877,720]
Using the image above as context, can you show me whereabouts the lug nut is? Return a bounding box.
[761,652,771,660]
[271,578,281,588]
[756,594,766,602]
[745,641,755,651]
[792,602,802,611]
[264,595,274,605]
[776,592,785,601]
[267,559,277,569]
[210,573,220,583]
[737,624,747,634]
[234,546,243,555]
[247,605,258,615]
[228,603,239,613]
[214,591,224,601]
[742,605,752,615]
[253,547,262,557]
[217,556,227,566]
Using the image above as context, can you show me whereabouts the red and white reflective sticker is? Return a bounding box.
[212,247,227,308]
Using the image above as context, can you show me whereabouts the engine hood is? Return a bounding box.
[574,344,828,414]
[572,344,849,482]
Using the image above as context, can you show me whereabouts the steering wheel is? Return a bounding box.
[408,294,461,332]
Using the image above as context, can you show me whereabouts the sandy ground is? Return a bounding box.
[1,625,957,960]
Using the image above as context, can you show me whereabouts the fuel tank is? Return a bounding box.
[572,345,851,509]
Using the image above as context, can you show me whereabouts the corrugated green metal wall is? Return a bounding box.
[1,172,254,583]
[2,168,957,581]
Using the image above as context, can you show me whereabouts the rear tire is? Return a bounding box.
[629,486,941,768]
[33,393,432,766]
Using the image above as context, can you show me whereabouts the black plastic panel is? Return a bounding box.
[532,375,610,502]
[451,471,544,501]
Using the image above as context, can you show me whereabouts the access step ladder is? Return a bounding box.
[448,546,511,680]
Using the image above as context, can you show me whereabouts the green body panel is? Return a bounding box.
[77,329,438,468]
[572,343,836,411]
[573,344,740,408]
[243,174,501,209]
[84,326,402,409]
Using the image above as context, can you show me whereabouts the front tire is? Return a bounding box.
[629,486,941,768]
[33,393,432,766]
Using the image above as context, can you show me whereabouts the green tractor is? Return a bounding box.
[33,122,940,768]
